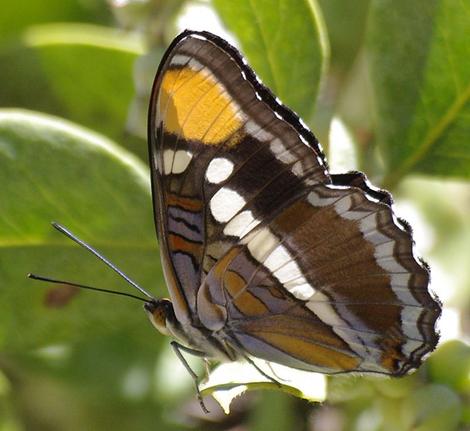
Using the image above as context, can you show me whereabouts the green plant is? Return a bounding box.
[1,1,469,430]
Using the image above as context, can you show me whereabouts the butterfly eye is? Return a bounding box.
[144,299,174,336]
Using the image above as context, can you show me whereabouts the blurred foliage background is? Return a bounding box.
[0,0,469,430]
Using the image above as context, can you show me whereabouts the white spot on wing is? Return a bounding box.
[359,214,382,238]
[291,160,304,177]
[245,227,279,262]
[334,194,353,215]
[188,58,203,70]
[223,210,260,238]
[206,157,234,184]
[171,150,193,174]
[264,245,314,300]
[307,190,339,207]
[210,188,246,223]
[245,120,273,141]
[328,184,350,190]
[170,54,191,66]
[307,292,376,360]
[374,241,396,259]
[376,256,407,273]
[390,273,411,287]
[284,280,316,299]
[270,138,296,164]
[245,228,315,301]
[400,306,424,342]
[163,149,174,174]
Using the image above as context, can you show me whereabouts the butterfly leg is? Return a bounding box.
[170,341,210,414]
[243,354,282,388]
[265,361,288,382]
[203,358,211,377]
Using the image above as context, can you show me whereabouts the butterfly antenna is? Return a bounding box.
[51,222,155,300]
[28,273,148,303]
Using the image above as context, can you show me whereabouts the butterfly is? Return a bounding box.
[31,29,441,413]
[143,29,441,403]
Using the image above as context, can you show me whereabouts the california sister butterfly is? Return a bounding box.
[30,30,441,413]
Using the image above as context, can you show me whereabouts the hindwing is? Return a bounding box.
[198,181,440,374]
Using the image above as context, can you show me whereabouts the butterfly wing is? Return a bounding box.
[198,179,440,374]
[148,30,328,324]
[149,30,440,373]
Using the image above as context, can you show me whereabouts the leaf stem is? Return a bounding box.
[382,82,470,190]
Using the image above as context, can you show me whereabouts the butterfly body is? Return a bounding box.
[145,298,239,361]
[146,30,441,378]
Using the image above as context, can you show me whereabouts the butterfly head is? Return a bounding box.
[144,298,175,336]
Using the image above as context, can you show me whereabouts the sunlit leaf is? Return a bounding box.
[201,360,326,414]
[213,0,328,121]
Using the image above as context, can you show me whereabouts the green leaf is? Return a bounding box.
[402,384,462,431]
[212,0,328,121]
[0,0,111,46]
[367,0,470,188]
[0,109,160,351]
[201,360,326,414]
[428,341,470,392]
[0,24,145,155]
[249,391,301,431]
[312,0,371,145]
[318,0,370,78]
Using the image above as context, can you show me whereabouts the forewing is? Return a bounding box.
[148,31,328,323]
[198,180,441,375]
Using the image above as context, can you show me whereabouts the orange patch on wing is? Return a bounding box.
[168,233,202,257]
[257,332,360,371]
[379,326,408,373]
[224,270,268,317]
[204,247,268,316]
[211,248,240,279]
[158,66,244,145]
[167,194,203,212]
[380,354,400,374]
